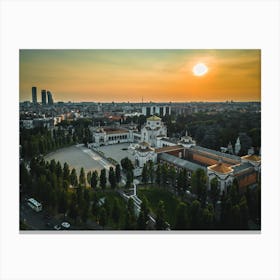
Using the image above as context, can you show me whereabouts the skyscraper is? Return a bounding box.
[41,89,47,105]
[32,86,37,104]
[47,91,54,105]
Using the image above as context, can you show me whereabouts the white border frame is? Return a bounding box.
[1,1,280,279]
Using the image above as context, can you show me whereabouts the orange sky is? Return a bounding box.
[20,50,261,102]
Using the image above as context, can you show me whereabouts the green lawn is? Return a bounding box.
[137,186,183,227]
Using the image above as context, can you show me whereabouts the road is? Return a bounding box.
[20,198,102,231]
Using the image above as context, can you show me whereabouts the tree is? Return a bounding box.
[239,195,249,229]
[174,202,189,230]
[229,182,239,205]
[137,197,150,230]
[161,164,168,188]
[87,171,92,186]
[91,170,98,189]
[63,162,70,182]
[100,169,107,190]
[79,167,86,186]
[62,180,69,191]
[99,207,107,228]
[191,168,207,206]
[91,193,99,217]
[50,159,57,174]
[83,188,90,204]
[155,200,168,230]
[220,195,233,228]
[56,161,63,178]
[201,204,214,229]
[210,177,220,209]
[155,164,161,186]
[121,157,134,173]
[69,193,78,221]
[168,166,176,189]
[125,198,136,229]
[81,200,90,223]
[147,160,154,184]
[141,163,149,184]
[109,167,117,189]
[112,198,121,226]
[76,185,83,208]
[58,190,68,214]
[20,163,32,194]
[248,128,261,149]
[190,200,202,229]
[115,164,121,183]
[125,169,134,189]
[231,204,241,228]
[70,168,78,187]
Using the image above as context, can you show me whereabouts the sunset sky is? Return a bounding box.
[20,49,261,102]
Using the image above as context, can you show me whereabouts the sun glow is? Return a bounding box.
[192,63,208,76]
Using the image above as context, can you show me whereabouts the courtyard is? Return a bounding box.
[96,143,135,164]
[44,144,114,174]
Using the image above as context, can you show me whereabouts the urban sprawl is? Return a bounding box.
[20,87,261,230]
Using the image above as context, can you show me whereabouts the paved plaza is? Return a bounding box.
[44,144,114,173]
[96,143,135,164]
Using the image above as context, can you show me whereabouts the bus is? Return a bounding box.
[27,198,42,212]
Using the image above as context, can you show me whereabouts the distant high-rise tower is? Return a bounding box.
[32,86,37,104]
[41,89,47,105]
[47,90,54,105]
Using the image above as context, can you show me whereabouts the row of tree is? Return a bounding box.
[162,111,261,154]
[20,157,123,215]
[20,127,73,159]
[140,162,260,230]
[20,116,97,160]
[142,161,190,194]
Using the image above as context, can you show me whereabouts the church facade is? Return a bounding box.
[140,115,167,147]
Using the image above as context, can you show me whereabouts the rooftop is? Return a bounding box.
[232,162,254,174]
[160,137,178,144]
[139,141,150,147]
[208,163,233,174]
[242,154,261,162]
[103,127,129,135]
[147,115,161,121]
[155,145,184,154]
[136,144,154,152]
[191,145,241,163]
[159,153,206,172]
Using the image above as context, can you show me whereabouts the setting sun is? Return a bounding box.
[20,50,261,102]
[192,63,208,76]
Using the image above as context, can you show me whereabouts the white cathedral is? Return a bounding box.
[133,115,196,170]
[140,115,167,147]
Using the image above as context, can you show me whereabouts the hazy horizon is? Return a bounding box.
[20,99,260,103]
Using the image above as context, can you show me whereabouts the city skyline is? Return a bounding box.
[20,49,261,102]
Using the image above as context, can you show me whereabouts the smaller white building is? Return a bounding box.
[178,130,196,148]
[134,142,157,168]
[207,159,234,194]
[91,127,133,147]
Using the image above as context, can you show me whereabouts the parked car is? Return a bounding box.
[61,222,70,229]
